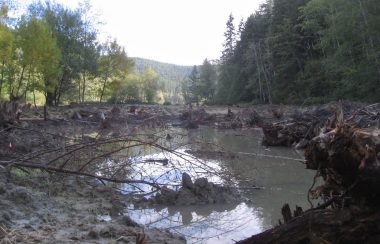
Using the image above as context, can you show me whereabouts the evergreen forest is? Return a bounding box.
[1,0,379,106]
[188,0,380,105]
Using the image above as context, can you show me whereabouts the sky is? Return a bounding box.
[16,0,264,65]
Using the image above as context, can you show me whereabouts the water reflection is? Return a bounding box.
[127,127,315,243]
[128,203,263,244]
[122,149,225,194]
[187,128,314,227]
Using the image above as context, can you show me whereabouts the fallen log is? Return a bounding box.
[238,208,380,244]
[305,126,380,204]
[261,102,380,148]
[240,106,380,243]
[0,101,21,127]
[261,109,331,148]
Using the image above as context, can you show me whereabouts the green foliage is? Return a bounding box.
[107,72,141,104]
[98,39,134,102]
[141,67,158,103]
[221,14,236,63]
[0,22,13,98]
[182,61,217,105]
[16,16,60,102]
[213,0,380,104]
[0,0,16,26]
[133,57,192,104]
[3,0,378,106]
[0,1,108,105]
[215,14,238,104]
[182,65,200,104]
[41,2,87,105]
[199,59,217,102]
[133,57,192,81]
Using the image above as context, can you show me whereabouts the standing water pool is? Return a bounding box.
[126,127,315,243]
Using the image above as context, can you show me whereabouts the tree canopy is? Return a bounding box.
[199,0,380,105]
[0,0,168,105]
[2,0,379,106]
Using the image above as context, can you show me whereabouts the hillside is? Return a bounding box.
[132,57,193,81]
[132,57,193,104]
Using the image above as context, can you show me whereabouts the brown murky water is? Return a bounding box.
[127,127,315,243]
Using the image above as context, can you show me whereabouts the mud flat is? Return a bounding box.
[0,171,185,243]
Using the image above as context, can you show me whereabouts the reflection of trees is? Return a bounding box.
[1,123,313,242]
[130,203,263,243]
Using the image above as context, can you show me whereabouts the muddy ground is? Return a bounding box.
[0,102,297,159]
[0,170,185,243]
[0,101,369,243]
[0,103,253,244]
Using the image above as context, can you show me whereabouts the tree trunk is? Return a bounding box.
[54,78,64,106]
[45,76,55,106]
[56,85,62,106]
[251,42,263,102]
[99,77,107,102]
[16,66,25,96]
[33,90,37,108]
[45,91,55,107]
[81,72,86,103]
[258,41,272,104]
[78,77,81,103]
[43,104,47,121]
[0,61,5,97]
[24,69,32,103]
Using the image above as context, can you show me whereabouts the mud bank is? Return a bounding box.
[0,172,185,243]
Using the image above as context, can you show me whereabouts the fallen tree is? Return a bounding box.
[262,102,379,148]
[239,105,380,243]
[0,119,230,197]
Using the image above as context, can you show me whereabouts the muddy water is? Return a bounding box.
[127,127,315,243]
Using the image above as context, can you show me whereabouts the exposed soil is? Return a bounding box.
[0,171,185,243]
[2,101,378,243]
[1,102,257,243]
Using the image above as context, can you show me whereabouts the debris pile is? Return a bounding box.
[216,108,264,129]
[305,125,380,205]
[179,108,216,129]
[239,105,380,244]
[141,173,241,206]
[261,102,373,148]
[0,102,31,127]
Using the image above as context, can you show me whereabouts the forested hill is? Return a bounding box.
[187,0,380,105]
[132,57,193,81]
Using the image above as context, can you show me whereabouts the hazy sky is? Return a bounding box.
[17,0,264,65]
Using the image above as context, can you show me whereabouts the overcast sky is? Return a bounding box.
[16,0,264,65]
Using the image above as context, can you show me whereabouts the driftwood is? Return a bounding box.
[238,208,380,244]
[0,102,21,127]
[262,102,379,149]
[216,108,263,129]
[262,121,315,147]
[262,107,334,148]
[240,105,380,243]
[305,126,380,204]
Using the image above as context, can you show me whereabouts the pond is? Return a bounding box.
[125,127,315,243]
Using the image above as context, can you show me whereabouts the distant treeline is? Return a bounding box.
[186,0,380,105]
[133,57,192,82]
[133,57,192,104]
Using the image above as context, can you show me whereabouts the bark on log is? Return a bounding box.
[305,126,380,204]
[238,208,380,244]
[0,101,20,127]
[241,107,380,243]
